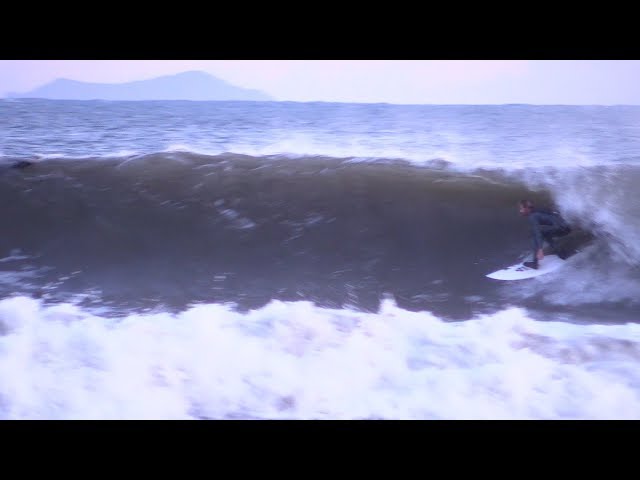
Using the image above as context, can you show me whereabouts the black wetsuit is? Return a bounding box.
[527,208,571,263]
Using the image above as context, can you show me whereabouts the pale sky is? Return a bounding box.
[1,60,640,105]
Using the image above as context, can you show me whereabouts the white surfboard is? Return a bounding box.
[486,255,565,281]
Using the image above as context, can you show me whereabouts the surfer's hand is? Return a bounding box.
[537,249,544,261]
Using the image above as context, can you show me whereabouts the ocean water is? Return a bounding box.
[1,99,639,419]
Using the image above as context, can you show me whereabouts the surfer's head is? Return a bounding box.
[519,199,534,216]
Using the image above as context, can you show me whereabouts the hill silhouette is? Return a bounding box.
[7,71,273,101]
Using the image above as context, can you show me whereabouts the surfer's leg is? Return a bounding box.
[524,248,539,269]
[545,233,556,250]
[540,225,562,252]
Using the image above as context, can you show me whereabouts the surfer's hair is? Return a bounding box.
[519,199,534,209]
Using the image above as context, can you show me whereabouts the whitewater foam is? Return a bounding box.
[1,296,639,419]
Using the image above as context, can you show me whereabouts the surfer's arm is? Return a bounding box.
[528,214,544,251]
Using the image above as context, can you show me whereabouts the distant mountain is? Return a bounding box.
[6,71,273,101]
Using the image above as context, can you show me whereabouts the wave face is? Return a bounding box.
[1,152,638,321]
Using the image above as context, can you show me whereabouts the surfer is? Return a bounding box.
[519,199,571,269]
[10,160,34,170]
